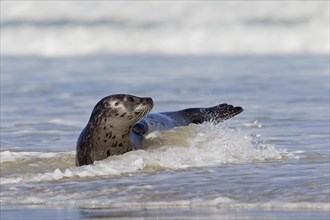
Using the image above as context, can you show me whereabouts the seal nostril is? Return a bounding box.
[76,94,243,167]
[145,97,152,103]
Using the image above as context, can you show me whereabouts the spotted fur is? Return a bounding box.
[76,94,243,166]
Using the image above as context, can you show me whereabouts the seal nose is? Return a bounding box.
[142,97,153,106]
[146,97,152,103]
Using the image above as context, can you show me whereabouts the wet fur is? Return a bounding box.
[76,94,243,166]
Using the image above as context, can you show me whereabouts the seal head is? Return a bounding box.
[76,94,243,166]
[76,94,153,166]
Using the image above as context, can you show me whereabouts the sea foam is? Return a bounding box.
[0,123,296,184]
[2,2,329,56]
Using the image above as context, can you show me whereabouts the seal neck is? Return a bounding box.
[87,121,134,162]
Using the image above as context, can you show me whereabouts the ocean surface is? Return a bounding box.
[1,1,329,56]
[1,55,329,219]
[1,1,330,220]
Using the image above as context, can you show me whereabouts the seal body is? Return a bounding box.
[76,94,243,166]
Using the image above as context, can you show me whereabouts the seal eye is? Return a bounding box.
[114,102,119,106]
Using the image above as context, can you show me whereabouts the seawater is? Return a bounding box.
[2,1,329,56]
[1,55,329,219]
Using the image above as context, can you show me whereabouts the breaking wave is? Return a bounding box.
[0,123,296,184]
[1,1,329,56]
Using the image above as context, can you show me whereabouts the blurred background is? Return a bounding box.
[1,1,329,57]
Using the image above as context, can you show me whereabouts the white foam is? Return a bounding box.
[7,195,328,211]
[0,123,296,184]
[0,150,60,162]
[1,2,329,56]
[72,198,330,211]
[48,118,80,126]
[244,120,263,128]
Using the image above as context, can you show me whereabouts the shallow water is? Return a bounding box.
[1,55,329,219]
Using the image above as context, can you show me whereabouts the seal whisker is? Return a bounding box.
[75,94,242,166]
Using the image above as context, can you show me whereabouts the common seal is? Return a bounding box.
[76,94,243,166]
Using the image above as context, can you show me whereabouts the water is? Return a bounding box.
[1,1,329,219]
[1,1,329,56]
[1,55,329,219]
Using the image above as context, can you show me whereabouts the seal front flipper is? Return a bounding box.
[76,93,242,166]
[183,103,243,124]
[133,120,149,135]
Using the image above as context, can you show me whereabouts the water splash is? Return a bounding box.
[0,123,296,184]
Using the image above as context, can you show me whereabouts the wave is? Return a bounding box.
[0,151,63,162]
[2,195,329,211]
[1,1,329,56]
[0,123,296,184]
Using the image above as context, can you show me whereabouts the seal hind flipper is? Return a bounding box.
[183,103,243,124]
[76,93,243,166]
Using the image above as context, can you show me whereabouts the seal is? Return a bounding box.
[76,94,243,166]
